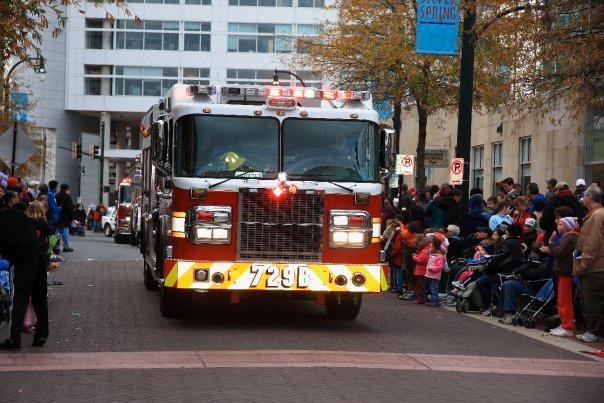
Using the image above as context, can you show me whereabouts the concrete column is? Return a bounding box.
[101,66,111,96]
[100,112,111,206]
[130,124,141,150]
[102,21,112,50]
[115,122,128,186]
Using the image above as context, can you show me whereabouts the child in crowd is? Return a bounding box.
[425,237,446,307]
[546,217,580,337]
[412,236,430,304]
[522,218,538,256]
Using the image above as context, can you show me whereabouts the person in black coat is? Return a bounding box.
[540,182,585,240]
[476,223,525,315]
[55,183,75,252]
[0,205,48,350]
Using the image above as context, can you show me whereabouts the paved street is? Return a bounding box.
[1,233,603,401]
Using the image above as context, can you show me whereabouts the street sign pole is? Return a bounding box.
[455,4,476,233]
[99,119,105,205]
[10,121,17,175]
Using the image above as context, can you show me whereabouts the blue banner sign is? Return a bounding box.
[10,92,29,122]
[415,0,460,55]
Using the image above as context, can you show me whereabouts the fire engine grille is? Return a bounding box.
[238,189,324,261]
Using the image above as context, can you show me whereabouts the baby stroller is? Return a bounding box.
[454,256,491,313]
[0,258,11,324]
[511,278,555,328]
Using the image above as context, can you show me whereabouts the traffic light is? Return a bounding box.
[72,142,82,159]
[89,144,100,159]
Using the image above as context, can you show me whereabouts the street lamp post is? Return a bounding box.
[2,56,46,175]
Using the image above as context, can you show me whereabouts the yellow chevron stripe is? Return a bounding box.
[172,212,186,218]
[380,266,388,291]
[164,262,179,287]
[170,231,186,238]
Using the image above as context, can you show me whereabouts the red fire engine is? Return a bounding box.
[139,77,388,319]
[114,177,134,244]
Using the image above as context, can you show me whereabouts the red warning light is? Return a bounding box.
[272,186,284,198]
[288,184,298,194]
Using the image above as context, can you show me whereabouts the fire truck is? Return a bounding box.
[114,177,134,244]
[139,77,389,319]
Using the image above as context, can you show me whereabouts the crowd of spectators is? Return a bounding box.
[382,177,604,343]
[0,173,79,350]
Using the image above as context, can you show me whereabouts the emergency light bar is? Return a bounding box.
[219,86,370,102]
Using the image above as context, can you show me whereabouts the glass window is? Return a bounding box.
[259,0,276,5]
[276,36,292,53]
[229,0,238,4]
[472,146,484,190]
[240,0,257,5]
[176,115,279,178]
[258,24,275,34]
[239,24,257,33]
[492,142,503,196]
[144,32,162,50]
[257,36,275,53]
[200,34,210,51]
[298,0,313,7]
[163,33,179,50]
[124,66,143,76]
[519,137,531,191]
[283,119,380,182]
[143,79,162,96]
[85,31,103,49]
[85,65,104,75]
[86,19,105,29]
[116,32,125,48]
[238,36,257,52]
[184,34,199,51]
[125,32,144,49]
[145,20,163,30]
[183,68,199,77]
[163,21,179,30]
[84,78,102,95]
[125,20,142,30]
[114,66,124,75]
[162,79,177,95]
[124,79,143,95]
[163,67,178,77]
[227,69,237,79]
[143,67,162,77]
[185,22,200,31]
[115,78,124,95]
[277,0,292,5]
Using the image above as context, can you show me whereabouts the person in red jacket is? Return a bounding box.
[546,217,580,337]
[412,236,430,304]
[391,219,422,300]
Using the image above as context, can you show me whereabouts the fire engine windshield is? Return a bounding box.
[175,115,279,178]
[283,119,380,182]
[118,185,133,204]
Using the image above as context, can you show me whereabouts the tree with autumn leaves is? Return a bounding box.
[0,0,134,131]
[301,0,603,190]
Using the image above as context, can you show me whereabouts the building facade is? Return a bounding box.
[398,103,603,196]
[16,0,330,207]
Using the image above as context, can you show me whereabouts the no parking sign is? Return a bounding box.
[395,154,414,176]
[449,158,464,185]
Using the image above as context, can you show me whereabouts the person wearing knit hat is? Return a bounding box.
[544,216,580,337]
[559,216,580,232]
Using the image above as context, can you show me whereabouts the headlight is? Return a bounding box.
[329,210,372,248]
[186,205,232,244]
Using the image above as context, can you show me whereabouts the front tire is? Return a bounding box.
[325,293,362,320]
[143,259,158,291]
[104,224,112,237]
[159,286,192,318]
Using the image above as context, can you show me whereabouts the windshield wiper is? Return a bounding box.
[209,170,274,189]
[288,172,355,193]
